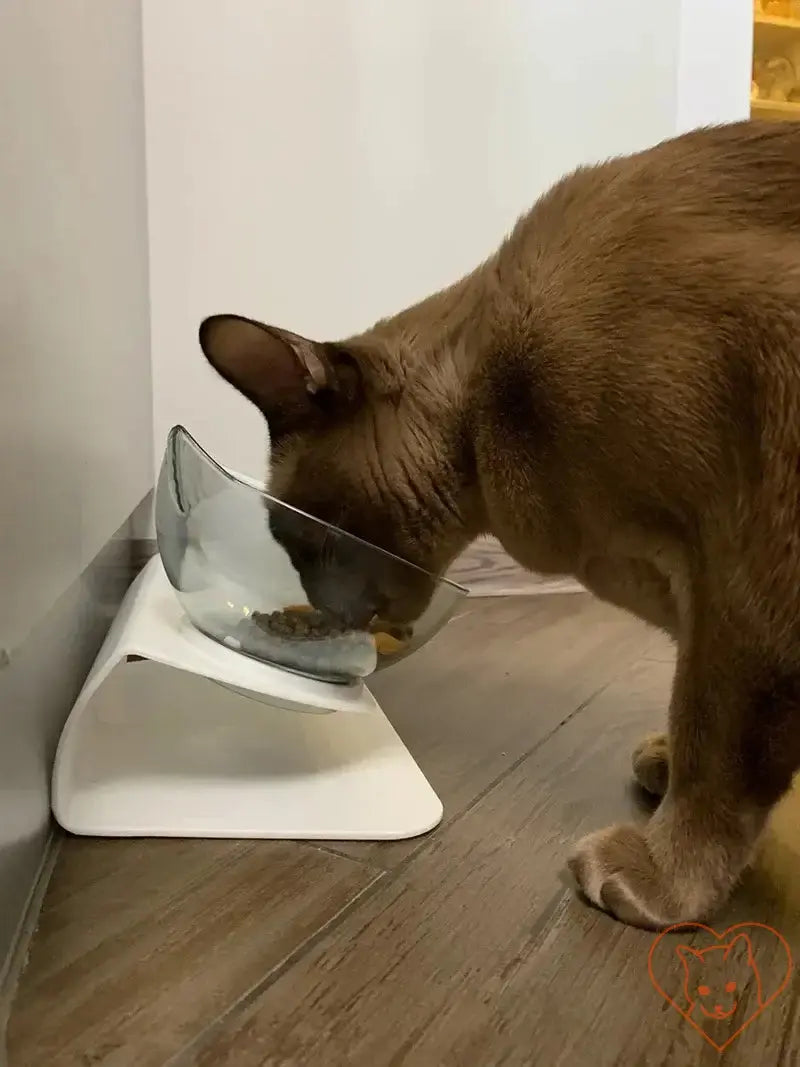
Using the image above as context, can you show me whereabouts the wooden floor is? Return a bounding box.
[445,536,582,596]
[6,593,800,1066]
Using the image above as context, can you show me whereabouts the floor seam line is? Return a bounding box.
[164,869,389,1067]
[307,841,386,870]
[327,676,619,883]
[356,673,621,882]
[432,677,614,833]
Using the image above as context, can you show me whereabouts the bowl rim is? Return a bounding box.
[166,424,469,595]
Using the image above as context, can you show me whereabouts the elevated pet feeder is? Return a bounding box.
[51,427,466,840]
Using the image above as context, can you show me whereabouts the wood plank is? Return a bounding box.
[6,838,380,1067]
[338,592,657,866]
[181,657,800,1067]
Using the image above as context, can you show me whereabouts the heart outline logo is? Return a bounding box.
[648,922,793,1052]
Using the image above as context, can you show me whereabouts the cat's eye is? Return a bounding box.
[725,981,737,993]
[698,984,711,996]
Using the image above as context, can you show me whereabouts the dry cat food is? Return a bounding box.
[252,607,346,640]
[252,604,409,655]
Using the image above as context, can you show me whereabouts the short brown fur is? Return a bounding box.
[199,121,800,928]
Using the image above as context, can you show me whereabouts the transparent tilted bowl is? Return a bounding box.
[155,426,467,685]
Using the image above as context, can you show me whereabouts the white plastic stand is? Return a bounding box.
[51,556,443,840]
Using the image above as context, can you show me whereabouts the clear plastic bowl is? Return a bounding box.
[155,425,468,685]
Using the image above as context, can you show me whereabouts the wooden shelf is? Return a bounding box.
[754,13,800,31]
[751,97,800,120]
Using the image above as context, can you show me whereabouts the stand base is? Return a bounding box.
[51,557,443,840]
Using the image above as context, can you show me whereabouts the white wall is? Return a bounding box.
[675,0,752,133]
[0,0,153,650]
[144,0,689,481]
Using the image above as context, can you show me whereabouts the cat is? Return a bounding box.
[198,119,800,930]
[677,934,764,1023]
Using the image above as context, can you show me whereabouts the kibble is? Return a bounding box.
[252,607,346,640]
[251,604,410,656]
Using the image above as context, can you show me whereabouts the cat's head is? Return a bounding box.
[676,935,759,1020]
[199,314,476,627]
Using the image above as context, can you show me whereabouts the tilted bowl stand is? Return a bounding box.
[51,554,443,840]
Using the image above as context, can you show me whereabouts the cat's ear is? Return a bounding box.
[676,945,703,965]
[198,314,362,436]
[724,934,755,966]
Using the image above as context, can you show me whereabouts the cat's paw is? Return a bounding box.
[632,732,669,797]
[567,824,677,930]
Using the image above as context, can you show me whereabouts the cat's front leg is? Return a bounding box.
[579,554,681,639]
[567,606,796,929]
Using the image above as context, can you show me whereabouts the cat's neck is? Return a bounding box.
[343,255,500,390]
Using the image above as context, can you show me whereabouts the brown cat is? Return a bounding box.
[198,119,800,930]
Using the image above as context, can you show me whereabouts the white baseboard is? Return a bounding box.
[0,833,60,1059]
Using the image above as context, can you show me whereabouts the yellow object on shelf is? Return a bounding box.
[751,97,800,119]
[756,13,800,28]
[755,13,800,31]
[757,0,800,18]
